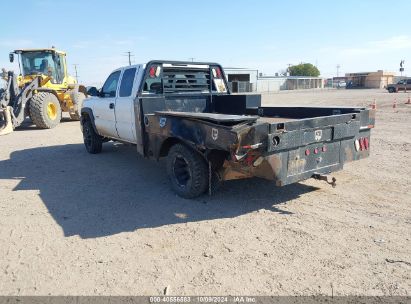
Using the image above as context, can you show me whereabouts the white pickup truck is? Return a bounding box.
[81,60,374,198]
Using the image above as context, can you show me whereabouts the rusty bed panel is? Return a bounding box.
[140,100,374,187]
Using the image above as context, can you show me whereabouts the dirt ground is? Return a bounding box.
[0,89,410,296]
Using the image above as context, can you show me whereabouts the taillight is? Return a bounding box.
[364,137,369,150]
[149,66,156,78]
[355,137,369,151]
[212,67,222,78]
[359,138,365,151]
[216,67,222,78]
[305,147,326,155]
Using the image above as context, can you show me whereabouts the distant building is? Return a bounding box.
[326,77,347,88]
[224,68,324,93]
[345,71,395,89]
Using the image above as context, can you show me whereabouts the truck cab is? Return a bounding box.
[82,61,230,151]
[84,65,143,143]
[10,48,77,90]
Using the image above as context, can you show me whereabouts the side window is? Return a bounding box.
[407,79,411,84]
[56,54,65,83]
[142,65,162,94]
[101,71,121,97]
[211,66,227,93]
[119,68,136,97]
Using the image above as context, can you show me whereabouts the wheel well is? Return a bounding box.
[159,137,182,158]
[206,149,229,170]
[81,112,89,120]
[159,137,228,170]
[80,107,94,122]
[79,110,98,134]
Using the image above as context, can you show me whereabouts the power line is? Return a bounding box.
[124,51,135,66]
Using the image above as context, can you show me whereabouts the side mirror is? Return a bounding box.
[9,53,14,63]
[86,86,99,97]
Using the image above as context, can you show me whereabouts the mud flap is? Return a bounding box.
[0,106,14,136]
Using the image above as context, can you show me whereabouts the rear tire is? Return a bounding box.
[166,144,208,198]
[82,118,102,154]
[388,87,395,93]
[29,92,61,129]
[69,91,86,120]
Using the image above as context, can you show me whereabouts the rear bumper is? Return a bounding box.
[220,129,371,186]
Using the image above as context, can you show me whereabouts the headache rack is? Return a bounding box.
[163,66,211,93]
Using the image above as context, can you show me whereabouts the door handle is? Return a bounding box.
[109,103,115,109]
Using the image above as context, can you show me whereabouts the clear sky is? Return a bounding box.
[1,0,411,86]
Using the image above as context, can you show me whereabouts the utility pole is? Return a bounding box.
[188,57,195,62]
[73,64,79,82]
[124,51,134,66]
[336,64,341,77]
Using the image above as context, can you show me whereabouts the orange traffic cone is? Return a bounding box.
[393,99,397,109]
[406,97,411,105]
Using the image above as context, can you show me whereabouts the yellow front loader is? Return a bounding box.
[0,48,87,135]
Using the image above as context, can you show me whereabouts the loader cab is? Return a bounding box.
[12,49,69,85]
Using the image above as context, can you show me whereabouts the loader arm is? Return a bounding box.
[0,71,41,135]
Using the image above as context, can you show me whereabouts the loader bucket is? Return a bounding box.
[0,106,14,136]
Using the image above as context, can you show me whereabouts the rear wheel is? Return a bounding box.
[82,118,102,154]
[29,92,61,129]
[166,144,208,198]
[388,87,395,93]
[69,91,86,120]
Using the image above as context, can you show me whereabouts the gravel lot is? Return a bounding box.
[0,89,410,295]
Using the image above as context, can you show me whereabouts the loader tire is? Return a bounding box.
[167,144,208,198]
[69,91,86,120]
[29,92,61,129]
[82,118,102,154]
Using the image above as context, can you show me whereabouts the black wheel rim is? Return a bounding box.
[173,155,191,188]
